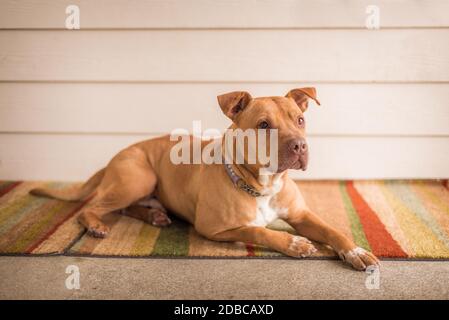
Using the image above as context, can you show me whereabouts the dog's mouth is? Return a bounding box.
[277,155,307,173]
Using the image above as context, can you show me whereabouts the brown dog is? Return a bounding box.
[31,88,379,270]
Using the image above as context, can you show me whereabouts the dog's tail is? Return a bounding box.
[30,168,105,201]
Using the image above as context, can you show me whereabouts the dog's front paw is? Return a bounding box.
[338,247,380,271]
[286,235,317,258]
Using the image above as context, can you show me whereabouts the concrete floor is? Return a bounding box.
[0,256,448,299]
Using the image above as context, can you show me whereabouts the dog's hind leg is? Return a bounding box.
[77,148,158,237]
[78,199,117,238]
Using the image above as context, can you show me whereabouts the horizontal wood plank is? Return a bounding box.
[1,0,449,29]
[1,133,447,181]
[1,83,449,136]
[1,30,448,82]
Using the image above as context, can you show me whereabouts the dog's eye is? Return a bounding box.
[298,117,305,127]
[258,121,270,129]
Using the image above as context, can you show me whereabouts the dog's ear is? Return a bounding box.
[286,87,320,112]
[217,91,252,120]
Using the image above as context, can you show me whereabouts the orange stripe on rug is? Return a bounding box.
[297,181,354,242]
[354,181,413,256]
[346,181,407,257]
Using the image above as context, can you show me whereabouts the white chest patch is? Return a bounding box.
[250,196,279,227]
[248,175,288,227]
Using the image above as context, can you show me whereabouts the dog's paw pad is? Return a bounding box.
[287,236,317,258]
[338,247,380,271]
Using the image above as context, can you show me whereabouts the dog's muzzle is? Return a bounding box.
[278,137,308,172]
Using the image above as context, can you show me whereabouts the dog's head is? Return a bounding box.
[217,88,320,173]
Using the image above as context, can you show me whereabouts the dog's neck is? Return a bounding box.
[236,163,284,190]
[220,129,286,196]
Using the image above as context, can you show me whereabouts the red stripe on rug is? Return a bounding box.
[0,181,22,198]
[25,199,90,254]
[442,179,449,190]
[246,243,255,257]
[346,181,407,258]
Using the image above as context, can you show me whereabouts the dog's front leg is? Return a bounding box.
[286,210,379,270]
[211,226,316,258]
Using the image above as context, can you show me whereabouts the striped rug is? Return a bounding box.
[0,180,448,259]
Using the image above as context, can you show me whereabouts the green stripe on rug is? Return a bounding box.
[0,183,65,235]
[0,197,48,234]
[5,201,68,252]
[150,217,189,256]
[339,182,371,250]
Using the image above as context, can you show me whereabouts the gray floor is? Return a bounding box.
[0,256,448,299]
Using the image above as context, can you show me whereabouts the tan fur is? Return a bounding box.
[30,88,379,270]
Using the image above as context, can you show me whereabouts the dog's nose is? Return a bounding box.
[290,138,308,155]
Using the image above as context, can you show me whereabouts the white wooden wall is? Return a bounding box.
[0,0,448,181]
